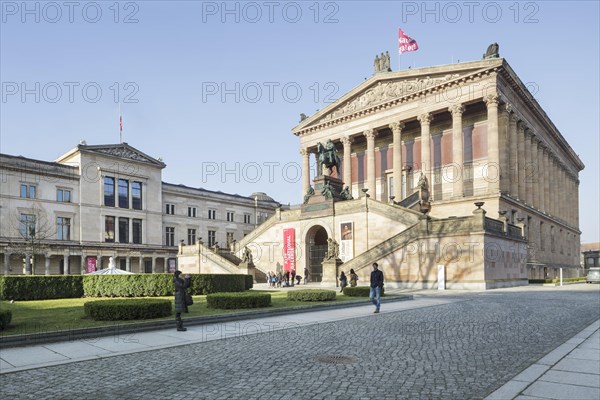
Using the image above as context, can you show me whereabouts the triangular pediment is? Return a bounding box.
[292,58,504,135]
[79,143,166,167]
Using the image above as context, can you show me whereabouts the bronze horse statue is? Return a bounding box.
[317,140,341,176]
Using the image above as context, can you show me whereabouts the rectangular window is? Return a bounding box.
[119,218,129,243]
[187,229,196,245]
[165,226,175,246]
[165,204,175,215]
[57,188,71,203]
[19,214,36,238]
[118,179,129,208]
[132,181,142,210]
[244,214,251,224]
[208,209,216,220]
[20,184,36,199]
[132,219,142,244]
[57,217,71,240]
[105,216,115,242]
[227,211,234,222]
[208,230,216,247]
[188,207,197,217]
[165,227,175,246]
[104,177,115,207]
[539,222,545,251]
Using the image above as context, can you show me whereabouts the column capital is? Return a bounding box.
[502,102,514,114]
[341,136,354,146]
[449,104,465,117]
[389,121,405,133]
[300,148,310,156]
[363,129,378,140]
[517,120,528,132]
[417,113,433,125]
[525,128,535,138]
[484,93,500,107]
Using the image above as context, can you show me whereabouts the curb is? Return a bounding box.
[0,294,412,349]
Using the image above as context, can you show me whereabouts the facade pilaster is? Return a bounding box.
[364,129,378,197]
[389,122,404,201]
[139,256,144,273]
[341,136,353,189]
[543,147,550,214]
[484,94,500,194]
[418,113,433,198]
[126,256,131,272]
[450,104,464,198]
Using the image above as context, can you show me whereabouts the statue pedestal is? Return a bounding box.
[321,258,343,286]
[238,262,255,281]
[302,175,346,216]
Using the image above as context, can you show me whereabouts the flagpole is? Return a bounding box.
[119,103,122,144]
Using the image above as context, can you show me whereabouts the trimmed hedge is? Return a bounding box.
[343,286,385,297]
[206,292,271,309]
[84,299,172,321]
[84,274,250,297]
[244,275,254,290]
[0,274,252,300]
[0,309,12,330]
[287,289,336,302]
[0,275,84,301]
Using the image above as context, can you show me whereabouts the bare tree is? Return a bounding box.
[4,201,55,275]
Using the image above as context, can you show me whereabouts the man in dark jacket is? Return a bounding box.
[370,262,384,313]
[174,270,191,331]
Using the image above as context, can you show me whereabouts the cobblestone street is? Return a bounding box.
[1,286,599,399]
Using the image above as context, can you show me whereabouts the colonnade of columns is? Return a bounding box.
[299,96,578,229]
[2,253,167,276]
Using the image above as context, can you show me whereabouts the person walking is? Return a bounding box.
[174,270,191,331]
[370,263,384,313]
[304,268,309,284]
[349,268,358,287]
[339,271,348,293]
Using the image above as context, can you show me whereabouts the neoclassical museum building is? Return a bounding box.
[218,46,583,289]
[0,143,280,275]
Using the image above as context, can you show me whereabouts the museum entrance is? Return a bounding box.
[306,225,328,282]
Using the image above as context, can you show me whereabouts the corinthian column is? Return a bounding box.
[390,121,405,200]
[450,104,464,198]
[418,113,433,197]
[300,148,310,197]
[537,143,545,212]
[543,147,550,214]
[509,113,518,196]
[341,136,353,189]
[524,130,533,206]
[364,129,378,197]
[517,121,526,201]
[499,103,511,194]
[532,136,540,209]
[485,94,500,194]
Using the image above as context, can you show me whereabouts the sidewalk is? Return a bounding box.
[0,295,455,374]
[486,319,600,400]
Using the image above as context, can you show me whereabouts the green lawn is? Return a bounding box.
[0,290,360,337]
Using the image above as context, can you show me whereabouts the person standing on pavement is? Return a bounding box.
[174,270,191,331]
[339,271,348,293]
[349,268,358,287]
[370,262,384,313]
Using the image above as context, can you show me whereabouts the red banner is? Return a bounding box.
[86,257,97,273]
[283,228,296,272]
[398,28,419,54]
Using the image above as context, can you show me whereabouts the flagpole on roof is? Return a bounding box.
[119,102,123,144]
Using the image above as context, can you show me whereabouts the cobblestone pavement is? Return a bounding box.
[1,286,599,399]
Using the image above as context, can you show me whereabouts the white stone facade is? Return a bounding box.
[0,143,279,275]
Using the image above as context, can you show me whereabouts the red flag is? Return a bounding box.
[119,115,123,132]
[398,28,419,54]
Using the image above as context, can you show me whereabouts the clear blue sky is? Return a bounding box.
[1,1,598,243]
